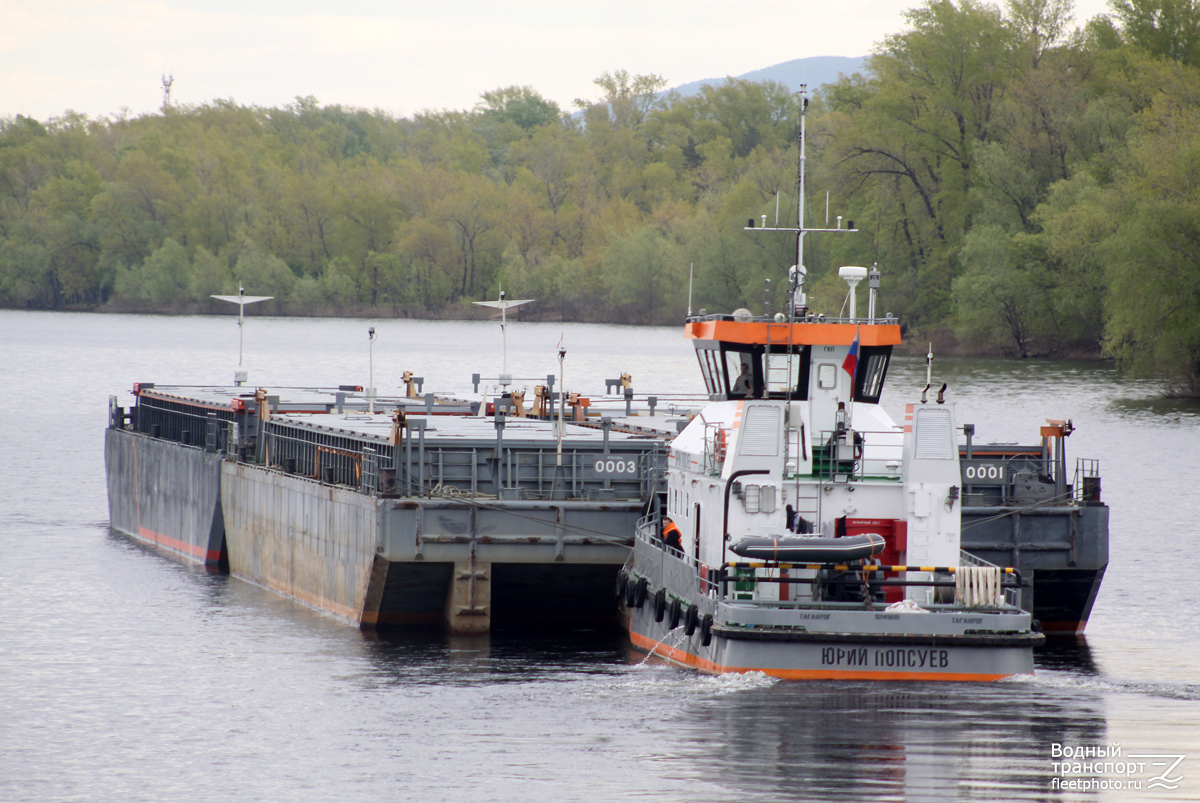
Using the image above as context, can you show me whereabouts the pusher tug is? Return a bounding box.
[620,87,1044,680]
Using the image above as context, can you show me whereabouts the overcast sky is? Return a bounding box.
[2,0,1116,122]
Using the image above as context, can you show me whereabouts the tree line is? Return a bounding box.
[4,0,1200,393]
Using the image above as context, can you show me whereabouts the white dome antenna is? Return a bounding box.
[838,266,868,320]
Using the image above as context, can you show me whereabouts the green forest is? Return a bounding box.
[5,0,1200,392]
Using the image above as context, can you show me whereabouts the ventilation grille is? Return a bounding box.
[914,407,954,459]
[739,406,780,456]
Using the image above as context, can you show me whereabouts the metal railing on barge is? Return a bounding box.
[110,390,671,503]
[110,394,236,454]
[261,416,667,501]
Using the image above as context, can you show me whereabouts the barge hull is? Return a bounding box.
[219,461,639,631]
[1031,567,1108,633]
[961,505,1108,633]
[220,460,382,624]
[104,428,226,567]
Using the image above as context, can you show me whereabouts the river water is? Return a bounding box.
[1,309,1198,802]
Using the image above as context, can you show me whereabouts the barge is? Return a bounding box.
[106,382,672,632]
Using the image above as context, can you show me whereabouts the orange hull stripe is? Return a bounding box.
[629,629,1008,682]
[136,526,223,563]
[251,574,362,623]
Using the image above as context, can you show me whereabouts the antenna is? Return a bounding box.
[161,73,174,111]
[743,85,858,315]
[922,343,933,403]
[837,266,868,320]
[799,87,807,283]
[557,339,566,461]
[687,263,694,318]
[473,286,534,388]
[211,285,273,385]
[368,326,377,414]
[868,264,880,320]
[550,337,568,501]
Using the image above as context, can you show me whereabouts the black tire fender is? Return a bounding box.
[668,598,682,629]
[634,577,649,609]
[653,589,667,622]
[700,614,714,646]
[684,604,699,636]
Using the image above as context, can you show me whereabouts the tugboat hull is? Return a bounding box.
[624,530,1041,682]
[628,610,1037,681]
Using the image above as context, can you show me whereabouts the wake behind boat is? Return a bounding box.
[621,86,1044,680]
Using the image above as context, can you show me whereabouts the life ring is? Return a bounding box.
[668,598,682,629]
[653,589,667,622]
[700,614,714,646]
[714,429,727,462]
[684,604,700,636]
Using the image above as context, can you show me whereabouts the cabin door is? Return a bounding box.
[810,347,845,436]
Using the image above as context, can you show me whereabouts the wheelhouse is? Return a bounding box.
[686,317,901,404]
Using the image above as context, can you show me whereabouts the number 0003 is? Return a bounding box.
[593,459,635,474]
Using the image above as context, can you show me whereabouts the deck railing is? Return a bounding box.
[263,417,666,501]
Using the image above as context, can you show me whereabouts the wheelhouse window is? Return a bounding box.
[694,342,810,400]
[724,349,756,398]
[854,346,891,403]
[694,344,723,396]
[765,345,809,399]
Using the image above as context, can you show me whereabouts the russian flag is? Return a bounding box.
[842,327,860,393]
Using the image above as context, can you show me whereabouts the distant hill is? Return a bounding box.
[667,55,867,98]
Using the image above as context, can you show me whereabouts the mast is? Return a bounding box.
[211,284,273,385]
[797,86,807,301]
[745,86,855,313]
[741,87,864,509]
[473,287,534,388]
